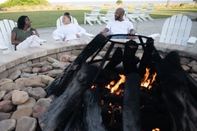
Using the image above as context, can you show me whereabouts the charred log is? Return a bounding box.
[123,40,139,75]
[123,73,141,131]
[38,63,98,131]
[45,34,107,96]
[138,38,154,78]
[156,51,197,131]
[83,88,107,131]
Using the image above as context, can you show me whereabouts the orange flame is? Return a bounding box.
[152,128,160,131]
[141,68,157,89]
[105,74,125,95]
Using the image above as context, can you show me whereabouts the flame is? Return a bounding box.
[152,128,160,131]
[141,68,157,89]
[105,74,125,95]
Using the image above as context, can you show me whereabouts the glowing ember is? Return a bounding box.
[141,68,157,89]
[105,74,125,95]
[152,128,160,131]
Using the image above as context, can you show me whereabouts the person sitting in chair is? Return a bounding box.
[100,8,136,39]
[11,15,44,51]
[52,12,86,41]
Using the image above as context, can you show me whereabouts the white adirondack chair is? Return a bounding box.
[99,8,115,24]
[149,14,197,46]
[0,19,17,53]
[84,7,102,26]
[53,15,94,41]
[139,5,154,21]
[127,5,143,22]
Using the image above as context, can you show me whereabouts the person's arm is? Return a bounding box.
[11,31,21,46]
[129,29,136,35]
[31,28,40,37]
[100,28,109,37]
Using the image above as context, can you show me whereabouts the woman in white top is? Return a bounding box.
[52,12,86,41]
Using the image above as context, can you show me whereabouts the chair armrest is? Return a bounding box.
[187,37,197,44]
[148,33,160,39]
[52,35,61,41]
[0,44,8,50]
[85,33,95,38]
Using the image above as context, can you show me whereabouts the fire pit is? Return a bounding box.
[38,34,197,131]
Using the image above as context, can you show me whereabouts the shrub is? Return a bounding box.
[0,0,51,7]
[116,0,123,5]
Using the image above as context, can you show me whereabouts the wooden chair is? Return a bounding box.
[84,7,102,26]
[127,5,143,22]
[139,5,154,21]
[149,14,197,46]
[53,15,94,41]
[99,8,115,24]
[0,19,17,53]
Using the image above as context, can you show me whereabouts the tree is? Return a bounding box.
[116,0,123,5]
[166,0,170,7]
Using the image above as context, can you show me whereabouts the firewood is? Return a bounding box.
[38,63,98,131]
[83,88,107,131]
[123,73,141,131]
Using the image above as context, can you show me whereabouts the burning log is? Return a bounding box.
[83,88,107,131]
[123,73,141,131]
[45,34,107,96]
[38,63,98,131]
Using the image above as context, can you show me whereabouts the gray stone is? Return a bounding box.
[192,65,197,73]
[47,69,63,78]
[0,90,6,100]
[32,67,41,73]
[0,78,13,86]
[33,98,52,118]
[40,75,54,86]
[0,112,11,121]
[181,65,190,72]
[8,69,21,81]
[20,66,32,73]
[39,64,53,72]
[11,107,33,120]
[180,57,190,65]
[0,119,16,131]
[15,116,37,131]
[20,72,37,78]
[17,97,36,110]
[70,55,77,62]
[27,87,47,100]
[24,76,46,87]
[0,100,14,112]
[2,91,12,100]
[12,90,29,105]
[59,54,71,62]
[51,62,70,68]
[47,57,59,63]
[187,60,197,67]
[0,82,18,93]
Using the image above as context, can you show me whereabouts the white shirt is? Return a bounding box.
[52,23,86,41]
[106,20,134,35]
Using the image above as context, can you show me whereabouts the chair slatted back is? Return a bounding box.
[89,7,101,20]
[105,8,115,20]
[159,14,192,45]
[56,15,78,28]
[132,5,142,17]
[0,19,17,51]
[143,5,154,17]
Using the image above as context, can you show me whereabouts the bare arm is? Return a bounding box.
[100,28,109,37]
[11,32,21,45]
[129,29,136,35]
[31,28,40,37]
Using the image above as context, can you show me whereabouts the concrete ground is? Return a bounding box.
[37,18,197,45]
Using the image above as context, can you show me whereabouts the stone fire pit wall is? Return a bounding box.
[0,39,197,79]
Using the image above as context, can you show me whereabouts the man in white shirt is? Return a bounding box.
[100,8,136,39]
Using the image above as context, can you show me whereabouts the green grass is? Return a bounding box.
[0,5,196,28]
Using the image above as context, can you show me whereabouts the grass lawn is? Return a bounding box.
[0,4,196,28]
